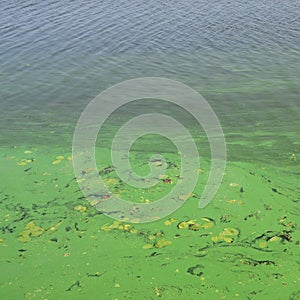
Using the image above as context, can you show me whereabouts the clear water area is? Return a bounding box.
[1,0,300,299]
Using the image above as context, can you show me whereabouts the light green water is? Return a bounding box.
[0,140,299,299]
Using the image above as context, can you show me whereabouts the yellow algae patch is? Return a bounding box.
[211,236,219,242]
[129,228,137,234]
[177,219,198,230]
[74,205,87,213]
[154,239,172,248]
[0,238,4,243]
[19,233,31,243]
[211,228,239,243]
[148,235,156,240]
[104,178,119,185]
[187,220,196,225]
[19,221,45,242]
[223,237,234,243]
[269,236,280,242]
[259,241,268,248]
[202,221,214,229]
[201,217,215,229]
[52,155,65,165]
[143,243,153,249]
[67,156,72,161]
[227,199,243,205]
[100,221,137,234]
[100,225,111,232]
[24,150,32,154]
[25,222,44,236]
[154,287,161,297]
[123,224,131,231]
[177,221,189,229]
[90,199,100,206]
[17,157,34,166]
[155,231,164,237]
[139,196,151,204]
[49,221,63,231]
[164,220,172,226]
[164,218,177,226]
[201,217,212,222]
[223,228,239,236]
[278,216,295,227]
[108,220,121,229]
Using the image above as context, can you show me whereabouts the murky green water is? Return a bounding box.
[1,1,299,299]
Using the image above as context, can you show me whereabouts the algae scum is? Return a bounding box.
[0,143,299,299]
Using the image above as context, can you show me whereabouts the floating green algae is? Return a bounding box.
[0,144,299,299]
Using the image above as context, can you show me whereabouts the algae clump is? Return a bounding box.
[19,221,45,242]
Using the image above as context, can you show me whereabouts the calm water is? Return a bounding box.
[1,0,299,161]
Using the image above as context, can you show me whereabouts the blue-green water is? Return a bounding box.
[1,1,300,299]
[1,0,299,158]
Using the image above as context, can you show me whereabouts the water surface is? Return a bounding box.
[1,1,299,299]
